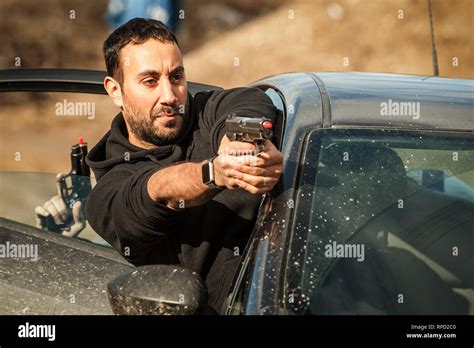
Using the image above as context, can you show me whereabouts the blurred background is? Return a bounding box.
[0,0,473,173]
[1,0,472,85]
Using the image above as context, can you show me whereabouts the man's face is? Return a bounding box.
[118,39,188,147]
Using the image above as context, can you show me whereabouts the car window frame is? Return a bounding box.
[224,86,287,315]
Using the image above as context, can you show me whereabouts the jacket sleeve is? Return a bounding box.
[195,87,278,154]
[85,164,183,266]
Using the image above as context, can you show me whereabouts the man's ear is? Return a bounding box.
[104,76,124,108]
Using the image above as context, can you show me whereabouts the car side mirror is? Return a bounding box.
[107,265,208,315]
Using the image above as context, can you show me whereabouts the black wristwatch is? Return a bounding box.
[201,156,223,190]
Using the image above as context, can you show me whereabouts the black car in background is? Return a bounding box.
[0,69,473,315]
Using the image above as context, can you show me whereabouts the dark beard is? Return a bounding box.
[124,103,186,147]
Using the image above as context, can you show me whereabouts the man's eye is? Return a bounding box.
[143,79,157,86]
[171,74,183,83]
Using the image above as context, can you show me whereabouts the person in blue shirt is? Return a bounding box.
[107,0,181,32]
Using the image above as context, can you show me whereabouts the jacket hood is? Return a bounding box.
[86,98,195,181]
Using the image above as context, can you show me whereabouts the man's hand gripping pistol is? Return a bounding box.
[35,137,92,237]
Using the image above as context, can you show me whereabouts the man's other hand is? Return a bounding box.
[35,173,86,237]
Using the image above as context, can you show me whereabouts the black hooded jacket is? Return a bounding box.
[85,87,277,312]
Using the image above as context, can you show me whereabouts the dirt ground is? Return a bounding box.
[0,0,473,173]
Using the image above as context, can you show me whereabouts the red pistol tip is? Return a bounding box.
[78,136,84,145]
[262,121,273,129]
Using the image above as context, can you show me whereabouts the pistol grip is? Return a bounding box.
[40,215,64,233]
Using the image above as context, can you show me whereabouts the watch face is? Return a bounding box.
[202,161,212,184]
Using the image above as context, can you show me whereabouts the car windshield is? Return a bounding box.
[0,91,118,246]
[287,129,474,315]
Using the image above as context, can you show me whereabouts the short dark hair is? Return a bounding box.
[103,18,180,85]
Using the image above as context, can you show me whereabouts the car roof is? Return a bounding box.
[311,72,474,131]
[256,72,473,132]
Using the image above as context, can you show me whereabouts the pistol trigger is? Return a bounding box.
[256,143,265,155]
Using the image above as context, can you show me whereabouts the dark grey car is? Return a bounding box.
[1,69,473,315]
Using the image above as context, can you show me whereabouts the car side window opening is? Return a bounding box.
[262,87,285,150]
[0,91,118,246]
[287,129,474,315]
